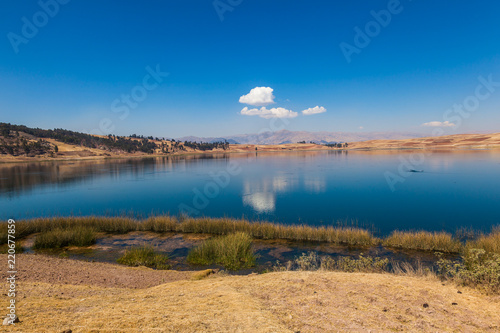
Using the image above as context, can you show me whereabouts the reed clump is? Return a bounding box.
[117,245,170,270]
[187,232,256,271]
[383,230,463,253]
[177,217,377,246]
[0,216,377,247]
[0,216,137,242]
[33,226,97,249]
[465,227,500,255]
[141,216,178,233]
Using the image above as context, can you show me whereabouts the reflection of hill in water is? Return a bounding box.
[0,156,186,197]
[0,151,347,198]
[0,154,233,197]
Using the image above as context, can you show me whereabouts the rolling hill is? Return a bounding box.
[178,129,425,145]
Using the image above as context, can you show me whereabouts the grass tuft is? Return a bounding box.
[391,260,433,277]
[33,226,97,249]
[383,230,462,253]
[0,216,137,244]
[465,227,500,255]
[187,232,256,271]
[141,216,178,233]
[191,269,215,280]
[117,245,170,270]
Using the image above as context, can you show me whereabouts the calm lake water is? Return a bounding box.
[1,150,499,236]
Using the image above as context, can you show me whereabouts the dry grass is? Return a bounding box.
[0,215,377,247]
[141,215,178,233]
[191,269,215,280]
[0,216,137,242]
[2,217,499,255]
[384,230,463,253]
[2,270,499,332]
[178,217,377,246]
[466,227,500,254]
[33,226,97,249]
[391,260,434,277]
[187,232,256,271]
[348,132,500,150]
[117,245,170,270]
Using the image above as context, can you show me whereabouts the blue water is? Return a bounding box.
[1,150,499,235]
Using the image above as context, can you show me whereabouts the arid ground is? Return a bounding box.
[2,132,500,163]
[347,132,500,150]
[1,254,499,332]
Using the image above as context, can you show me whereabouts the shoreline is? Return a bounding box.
[0,148,335,164]
[2,215,498,254]
[2,131,500,164]
[2,145,500,164]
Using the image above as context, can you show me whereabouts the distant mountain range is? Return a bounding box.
[178,130,426,145]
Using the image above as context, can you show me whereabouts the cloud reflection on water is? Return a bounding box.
[241,172,326,213]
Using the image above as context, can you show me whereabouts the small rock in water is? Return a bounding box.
[3,315,19,325]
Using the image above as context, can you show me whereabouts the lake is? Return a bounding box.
[1,149,499,236]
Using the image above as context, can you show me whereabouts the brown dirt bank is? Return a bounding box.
[1,254,499,332]
[0,254,192,289]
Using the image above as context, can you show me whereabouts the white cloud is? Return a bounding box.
[239,87,275,106]
[421,121,456,127]
[241,107,298,119]
[359,126,364,129]
[302,106,326,115]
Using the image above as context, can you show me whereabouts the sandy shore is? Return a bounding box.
[1,254,499,332]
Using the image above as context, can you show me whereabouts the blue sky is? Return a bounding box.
[0,0,499,138]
